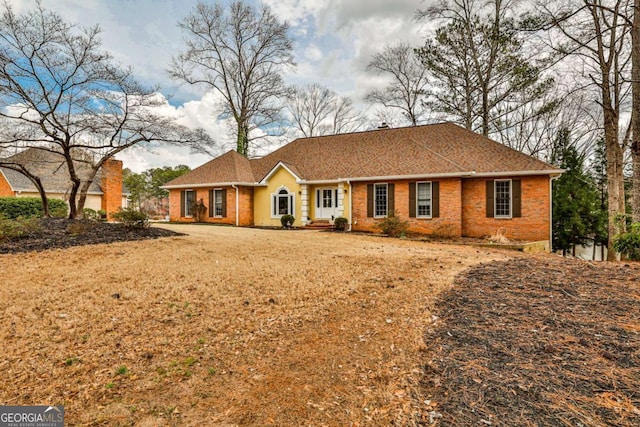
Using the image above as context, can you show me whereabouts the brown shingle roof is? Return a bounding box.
[165,123,561,187]
[164,150,256,187]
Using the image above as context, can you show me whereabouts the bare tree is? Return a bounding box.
[365,43,430,126]
[286,83,365,137]
[632,0,640,222]
[171,0,294,156]
[417,0,557,139]
[0,2,207,218]
[531,0,632,259]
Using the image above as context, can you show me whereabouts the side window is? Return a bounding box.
[416,182,432,218]
[494,180,512,218]
[185,190,195,217]
[374,183,388,218]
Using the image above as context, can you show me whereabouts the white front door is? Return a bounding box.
[316,187,339,219]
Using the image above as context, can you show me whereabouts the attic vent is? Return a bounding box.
[378,122,390,129]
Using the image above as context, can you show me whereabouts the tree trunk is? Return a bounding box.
[33,176,50,218]
[604,105,625,260]
[632,0,640,222]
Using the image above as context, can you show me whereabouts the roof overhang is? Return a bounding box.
[469,170,564,178]
[161,182,259,190]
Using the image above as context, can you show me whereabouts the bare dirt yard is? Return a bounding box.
[0,223,638,426]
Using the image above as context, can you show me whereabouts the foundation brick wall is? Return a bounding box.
[0,172,14,197]
[100,159,123,217]
[461,175,551,241]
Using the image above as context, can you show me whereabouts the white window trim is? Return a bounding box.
[494,179,512,219]
[271,186,295,218]
[416,181,433,219]
[213,188,224,218]
[184,189,194,218]
[373,183,388,218]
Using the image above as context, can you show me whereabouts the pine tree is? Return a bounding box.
[552,129,604,256]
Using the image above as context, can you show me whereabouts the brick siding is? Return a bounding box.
[0,172,14,197]
[100,159,123,217]
[169,186,254,226]
[461,176,550,241]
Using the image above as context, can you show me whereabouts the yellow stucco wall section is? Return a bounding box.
[253,166,302,227]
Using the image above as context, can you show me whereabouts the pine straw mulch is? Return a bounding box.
[423,256,640,427]
[0,218,182,254]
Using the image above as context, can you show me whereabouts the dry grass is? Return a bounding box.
[0,224,508,426]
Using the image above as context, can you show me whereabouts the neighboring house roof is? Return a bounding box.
[164,122,562,188]
[0,148,103,194]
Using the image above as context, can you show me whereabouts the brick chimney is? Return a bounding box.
[100,158,123,217]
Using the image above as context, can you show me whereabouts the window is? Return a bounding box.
[213,189,224,217]
[272,188,294,217]
[494,180,512,218]
[417,182,432,218]
[184,190,195,217]
[374,183,388,217]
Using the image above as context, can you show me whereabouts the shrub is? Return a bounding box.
[110,207,149,228]
[0,197,68,219]
[82,208,99,220]
[0,214,42,240]
[613,223,640,261]
[280,214,295,228]
[67,219,96,235]
[97,209,107,221]
[375,210,409,237]
[190,199,207,222]
[334,216,349,231]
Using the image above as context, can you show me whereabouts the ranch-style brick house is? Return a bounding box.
[163,123,563,243]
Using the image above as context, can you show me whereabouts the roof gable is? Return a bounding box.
[258,161,303,184]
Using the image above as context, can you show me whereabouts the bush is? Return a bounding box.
[67,219,97,235]
[97,209,107,220]
[0,197,68,219]
[613,223,640,261]
[375,211,409,237]
[334,216,349,231]
[82,208,99,220]
[280,214,295,228]
[190,199,207,222]
[0,214,42,240]
[110,207,149,228]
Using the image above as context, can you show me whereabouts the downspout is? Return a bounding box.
[232,184,239,226]
[346,179,352,231]
[549,175,561,252]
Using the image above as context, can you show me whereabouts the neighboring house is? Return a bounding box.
[163,123,563,244]
[0,148,127,216]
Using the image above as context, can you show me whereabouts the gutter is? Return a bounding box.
[161,182,259,190]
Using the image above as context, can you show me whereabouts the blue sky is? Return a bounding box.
[11,0,428,171]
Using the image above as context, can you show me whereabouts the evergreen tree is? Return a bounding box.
[552,129,604,256]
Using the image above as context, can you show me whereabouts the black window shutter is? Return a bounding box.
[180,190,185,217]
[388,183,395,214]
[512,180,521,218]
[367,184,373,217]
[486,181,494,218]
[208,190,214,217]
[317,189,320,208]
[432,182,440,218]
[221,188,227,218]
[409,182,416,218]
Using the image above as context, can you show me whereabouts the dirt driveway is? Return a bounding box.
[0,224,508,426]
